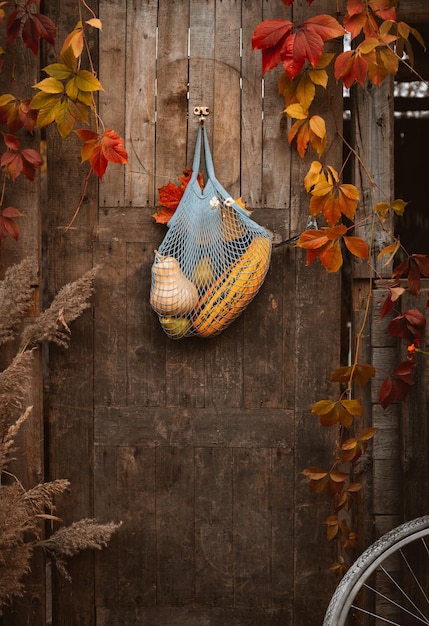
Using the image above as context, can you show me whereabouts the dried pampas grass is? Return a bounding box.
[0,260,121,607]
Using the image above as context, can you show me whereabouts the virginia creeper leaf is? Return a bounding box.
[253,15,344,79]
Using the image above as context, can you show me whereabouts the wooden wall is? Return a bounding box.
[2,1,346,625]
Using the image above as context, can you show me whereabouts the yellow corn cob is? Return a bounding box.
[192,236,271,337]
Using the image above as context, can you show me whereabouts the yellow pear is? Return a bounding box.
[192,257,214,289]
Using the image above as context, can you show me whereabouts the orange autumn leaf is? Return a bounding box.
[298,223,367,272]
[288,114,327,158]
[309,165,360,226]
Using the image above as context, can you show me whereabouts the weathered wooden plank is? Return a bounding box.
[290,1,343,622]
[194,447,234,605]
[260,1,292,212]
[116,446,157,605]
[98,0,127,206]
[94,445,120,608]
[280,243,298,409]
[188,0,215,161]
[165,335,206,408]
[127,242,168,406]
[233,448,272,607]
[44,2,99,623]
[93,241,128,406]
[97,206,288,243]
[156,446,195,605]
[352,77,394,277]
[212,0,241,198]
[203,320,245,408]
[156,0,190,190]
[0,34,44,626]
[124,0,158,207]
[96,606,292,625]
[94,406,294,448]
[241,0,263,207]
[399,288,429,521]
[373,459,402,515]
[271,447,294,609]
[397,1,429,22]
[243,245,284,408]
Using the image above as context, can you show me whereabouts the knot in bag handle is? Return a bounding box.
[189,125,216,184]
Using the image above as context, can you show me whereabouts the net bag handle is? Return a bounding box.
[188,125,215,185]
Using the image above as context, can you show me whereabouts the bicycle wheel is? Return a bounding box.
[323,515,429,625]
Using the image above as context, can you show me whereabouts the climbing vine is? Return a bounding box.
[0,0,127,241]
[253,0,428,575]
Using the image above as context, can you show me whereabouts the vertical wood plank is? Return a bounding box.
[94,445,119,608]
[233,448,272,607]
[94,241,128,407]
[98,0,127,206]
[271,447,294,610]
[127,242,167,407]
[0,33,44,626]
[241,0,263,208]
[45,2,98,623]
[125,0,158,207]
[203,323,244,408]
[156,0,190,189]
[261,1,292,213]
[400,286,429,522]
[289,1,342,622]
[243,246,283,409]
[194,447,234,605]
[212,0,242,197]
[188,0,215,158]
[352,78,394,277]
[116,446,157,606]
[156,446,195,606]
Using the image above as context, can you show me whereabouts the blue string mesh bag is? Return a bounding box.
[150,125,272,339]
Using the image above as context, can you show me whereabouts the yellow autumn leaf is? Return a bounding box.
[309,115,326,140]
[377,239,401,266]
[285,102,308,119]
[304,161,323,192]
[86,18,102,30]
[391,198,409,216]
[296,74,316,111]
[375,201,390,222]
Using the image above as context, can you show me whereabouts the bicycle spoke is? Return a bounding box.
[360,581,429,625]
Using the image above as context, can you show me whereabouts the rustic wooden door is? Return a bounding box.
[43,1,342,625]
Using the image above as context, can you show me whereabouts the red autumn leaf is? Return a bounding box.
[7,2,56,55]
[0,206,22,242]
[388,308,426,343]
[75,128,128,180]
[0,96,38,133]
[379,361,417,409]
[1,134,42,181]
[252,14,345,78]
[344,0,396,40]
[152,168,204,224]
[393,254,429,296]
[380,284,405,317]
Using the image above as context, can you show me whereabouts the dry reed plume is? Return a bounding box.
[0,259,121,607]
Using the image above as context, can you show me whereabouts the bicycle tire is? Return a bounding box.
[323,515,429,625]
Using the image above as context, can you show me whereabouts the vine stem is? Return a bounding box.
[63,167,94,234]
